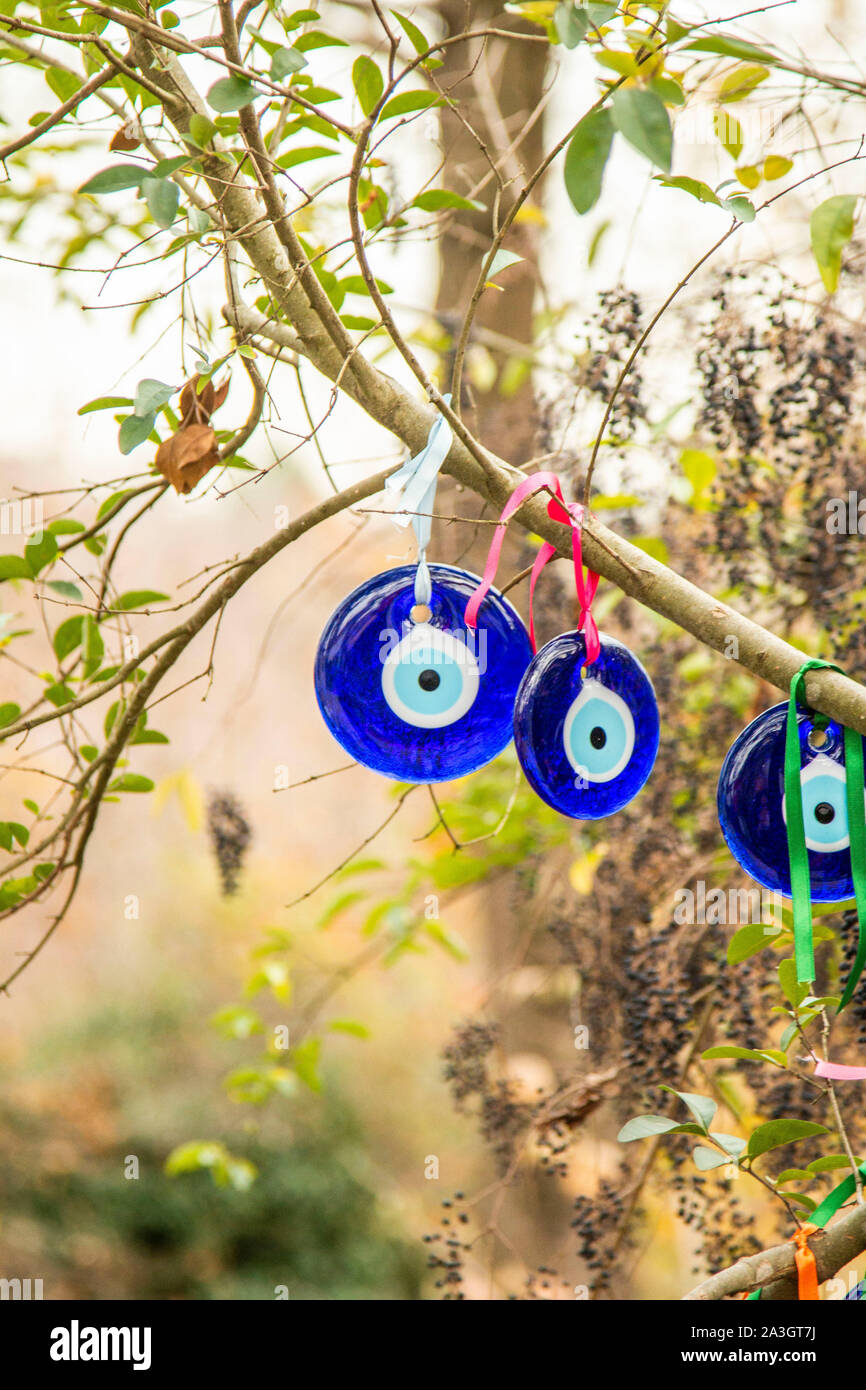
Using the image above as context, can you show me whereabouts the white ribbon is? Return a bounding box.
[384,393,453,606]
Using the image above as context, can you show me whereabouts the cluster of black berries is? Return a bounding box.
[206,790,252,895]
[422,1195,469,1299]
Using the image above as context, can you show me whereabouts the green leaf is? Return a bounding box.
[810,194,857,294]
[776,1168,813,1184]
[78,163,145,194]
[808,1154,860,1174]
[188,113,217,148]
[718,64,770,103]
[391,9,430,55]
[747,1119,829,1159]
[610,88,672,170]
[113,589,170,610]
[727,920,782,965]
[787,1194,818,1212]
[97,489,136,522]
[329,1019,370,1038]
[118,413,156,454]
[651,75,685,107]
[412,189,485,212]
[589,494,641,510]
[134,378,175,416]
[141,176,179,228]
[271,46,308,80]
[779,1021,798,1051]
[655,174,721,207]
[0,703,21,728]
[778,957,810,1008]
[46,67,82,102]
[617,1113,681,1142]
[276,145,336,169]
[81,614,103,675]
[380,90,442,120]
[710,1132,747,1156]
[318,890,365,928]
[660,1087,717,1131]
[53,615,83,659]
[722,195,756,222]
[693,1145,731,1171]
[488,248,523,277]
[151,156,192,180]
[703,1045,775,1064]
[211,1005,264,1040]
[108,773,155,793]
[713,110,743,159]
[683,34,776,64]
[294,31,348,52]
[554,2,589,48]
[630,536,669,564]
[44,683,74,708]
[77,395,133,416]
[353,55,384,117]
[563,108,614,215]
[48,581,83,603]
[207,76,259,113]
[585,2,617,22]
[341,274,392,297]
[25,531,58,576]
[292,1037,322,1092]
[0,555,34,581]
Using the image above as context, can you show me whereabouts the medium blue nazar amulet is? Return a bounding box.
[315,564,533,783]
[718,702,866,901]
[513,632,659,818]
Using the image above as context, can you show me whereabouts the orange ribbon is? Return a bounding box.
[793,1224,819,1300]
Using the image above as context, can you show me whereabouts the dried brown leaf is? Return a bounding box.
[155,424,220,494]
[178,373,229,428]
[109,126,141,152]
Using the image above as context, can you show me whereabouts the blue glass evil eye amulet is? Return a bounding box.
[718,703,866,901]
[315,564,533,784]
[512,632,660,819]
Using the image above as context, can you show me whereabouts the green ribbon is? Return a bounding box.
[840,723,866,1011]
[784,660,866,1008]
[747,1161,866,1300]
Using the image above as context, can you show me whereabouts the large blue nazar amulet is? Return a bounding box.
[512,631,660,818]
[314,564,533,783]
[718,702,866,901]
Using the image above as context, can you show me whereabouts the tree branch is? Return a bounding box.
[683,1198,866,1300]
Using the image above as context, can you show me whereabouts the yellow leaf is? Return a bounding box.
[735,165,761,190]
[514,203,547,227]
[569,842,610,896]
[151,772,180,817]
[177,768,204,832]
[763,154,792,181]
[718,64,769,103]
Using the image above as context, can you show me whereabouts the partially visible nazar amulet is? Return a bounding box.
[718,701,866,901]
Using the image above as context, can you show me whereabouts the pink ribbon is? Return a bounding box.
[464,472,600,661]
[814,1059,866,1081]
